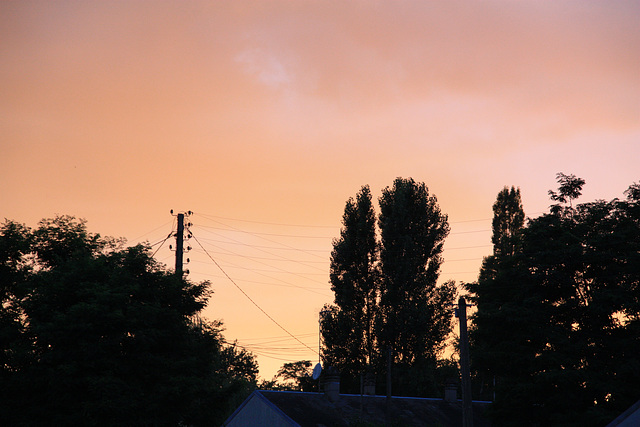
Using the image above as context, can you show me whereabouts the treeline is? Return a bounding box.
[3,174,638,426]
[0,216,257,426]
[318,174,640,426]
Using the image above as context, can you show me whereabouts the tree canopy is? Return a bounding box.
[0,215,257,426]
[259,360,316,392]
[378,178,455,368]
[467,176,640,426]
[491,186,525,258]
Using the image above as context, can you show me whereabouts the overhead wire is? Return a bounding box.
[187,244,331,296]
[197,223,333,239]
[140,213,510,365]
[193,226,489,263]
[184,235,329,253]
[150,213,491,294]
[191,232,320,356]
[151,212,560,365]
[197,211,511,227]
[188,267,330,293]
[223,339,315,363]
[129,219,175,244]
[150,213,518,362]
[191,229,327,274]
[195,216,331,261]
[151,232,175,258]
[184,241,327,264]
[191,213,493,290]
[198,212,338,229]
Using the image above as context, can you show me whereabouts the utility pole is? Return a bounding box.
[171,210,192,277]
[175,213,184,275]
[458,296,473,427]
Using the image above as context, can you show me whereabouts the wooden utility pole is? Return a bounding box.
[175,213,184,276]
[458,296,473,427]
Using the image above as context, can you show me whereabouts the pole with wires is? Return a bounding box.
[175,213,184,275]
[171,210,192,277]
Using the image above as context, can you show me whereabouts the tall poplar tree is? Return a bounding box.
[491,186,525,258]
[321,185,379,391]
[466,186,527,402]
[377,178,456,395]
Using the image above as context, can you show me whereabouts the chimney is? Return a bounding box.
[323,366,340,402]
[444,378,458,403]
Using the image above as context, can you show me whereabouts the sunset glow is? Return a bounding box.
[2,1,638,379]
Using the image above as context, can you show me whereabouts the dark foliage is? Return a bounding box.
[467,177,640,426]
[377,179,455,370]
[0,216,257,426]
[322,185,379,392]
[322,178,457,397]
[261,360,316,392]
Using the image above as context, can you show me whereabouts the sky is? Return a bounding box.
[1,0,639,379]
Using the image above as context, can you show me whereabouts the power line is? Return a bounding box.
[151,231,174,258]
[239,332,317,341]
[191,232,320,356]
[194,219,330,260]
[187,243,327,264]
[196,223,333,239]
[197,222,492,238]
[130,219,175,243]
[188,242,331,295]
[446,244,493,250]
[185,235,330,253]
[223,339,314,363]
[192,229,328,272]
[192,225,488,264]
[450,229,491,235]
[198,212,338,229]
[198,212,500,228]
[187,268,330,294]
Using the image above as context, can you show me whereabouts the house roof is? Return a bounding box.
[606,399,640,427]
[224,390,492,427]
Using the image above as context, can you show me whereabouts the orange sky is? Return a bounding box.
[2,1,639,379]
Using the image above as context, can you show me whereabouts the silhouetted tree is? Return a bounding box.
[467,176,640,426]
[321,185,378,392]
[322,179,457,397]
[261,360,316,392]
[491,186,525,258]
[548,172,585,213]
[377,178,456,396]
[0,216,257,426]
[466,186,527,403]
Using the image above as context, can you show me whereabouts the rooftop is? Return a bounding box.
[226,390,492,427]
